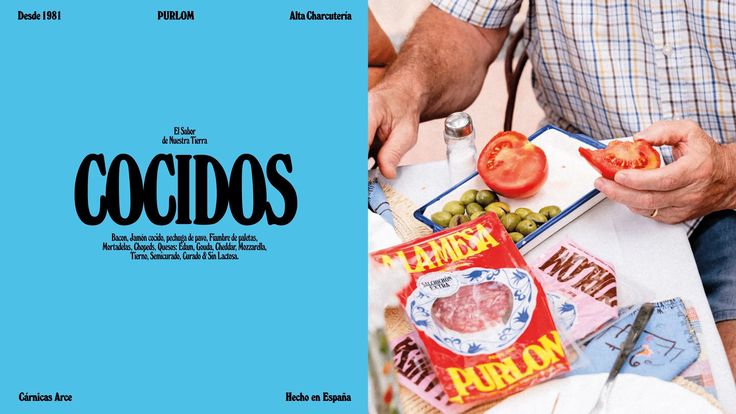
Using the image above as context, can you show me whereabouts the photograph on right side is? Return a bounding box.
[367,1,736,413]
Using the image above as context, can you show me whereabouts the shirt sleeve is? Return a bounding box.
[431,0,522,29]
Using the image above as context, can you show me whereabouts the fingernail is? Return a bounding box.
[594,178,604,190]
[633,132,646,139]
[616,171,628,183]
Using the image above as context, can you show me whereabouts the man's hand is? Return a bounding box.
[367,6,509,179]
[368,84,421,179]
[594,120,736,224]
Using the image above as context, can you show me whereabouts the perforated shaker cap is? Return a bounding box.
[444,112,474,138]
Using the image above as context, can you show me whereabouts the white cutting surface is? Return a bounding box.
[380,160,736,413]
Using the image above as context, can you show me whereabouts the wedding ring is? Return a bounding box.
[649,209,659,218]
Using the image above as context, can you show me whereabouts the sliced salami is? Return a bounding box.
[432,282,513,333]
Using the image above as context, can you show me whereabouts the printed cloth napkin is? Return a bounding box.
[573,298,700,380]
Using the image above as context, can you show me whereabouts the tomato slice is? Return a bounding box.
[578,139,661,180]
[477,131,548,199]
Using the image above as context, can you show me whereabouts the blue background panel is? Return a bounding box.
[0,2,367,413]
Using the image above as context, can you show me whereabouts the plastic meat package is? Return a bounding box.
[371,214,570,405]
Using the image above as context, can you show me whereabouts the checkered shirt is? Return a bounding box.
[432,0,736,234]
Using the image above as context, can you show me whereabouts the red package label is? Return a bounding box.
[371,214,569,405]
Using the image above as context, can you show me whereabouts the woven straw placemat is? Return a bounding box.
[671,376,723,411]
[379,182,431,243]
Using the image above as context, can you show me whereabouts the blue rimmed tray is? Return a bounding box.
[413,125,607,255]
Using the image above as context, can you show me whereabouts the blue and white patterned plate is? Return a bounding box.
[405,267,537,356]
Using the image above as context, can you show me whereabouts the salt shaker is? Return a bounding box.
[444,112,477,184]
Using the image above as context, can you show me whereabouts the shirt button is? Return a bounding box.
[663,44,673,56]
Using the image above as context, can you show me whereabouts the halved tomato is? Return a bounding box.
[579,139,661,180]
[477,131,548,199]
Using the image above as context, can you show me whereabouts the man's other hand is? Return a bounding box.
[594,120,736,223]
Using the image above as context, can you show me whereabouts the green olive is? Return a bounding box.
[500,213,521,232]
[526,212,548,224]
[443,201,466,216]
[475,190,497,206]
[460,190,479,205]
[449,214,470,227]
[431,211,453,227]
[489,201,511,213]
[539,205,562,219]
[466,202,483,215]
[469,211,485,220]
[514,207,533,219]
[516,219,538,236]
[509,232,524,243]
[485,205,506,218]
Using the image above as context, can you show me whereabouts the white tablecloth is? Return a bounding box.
[381,160,736,412]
